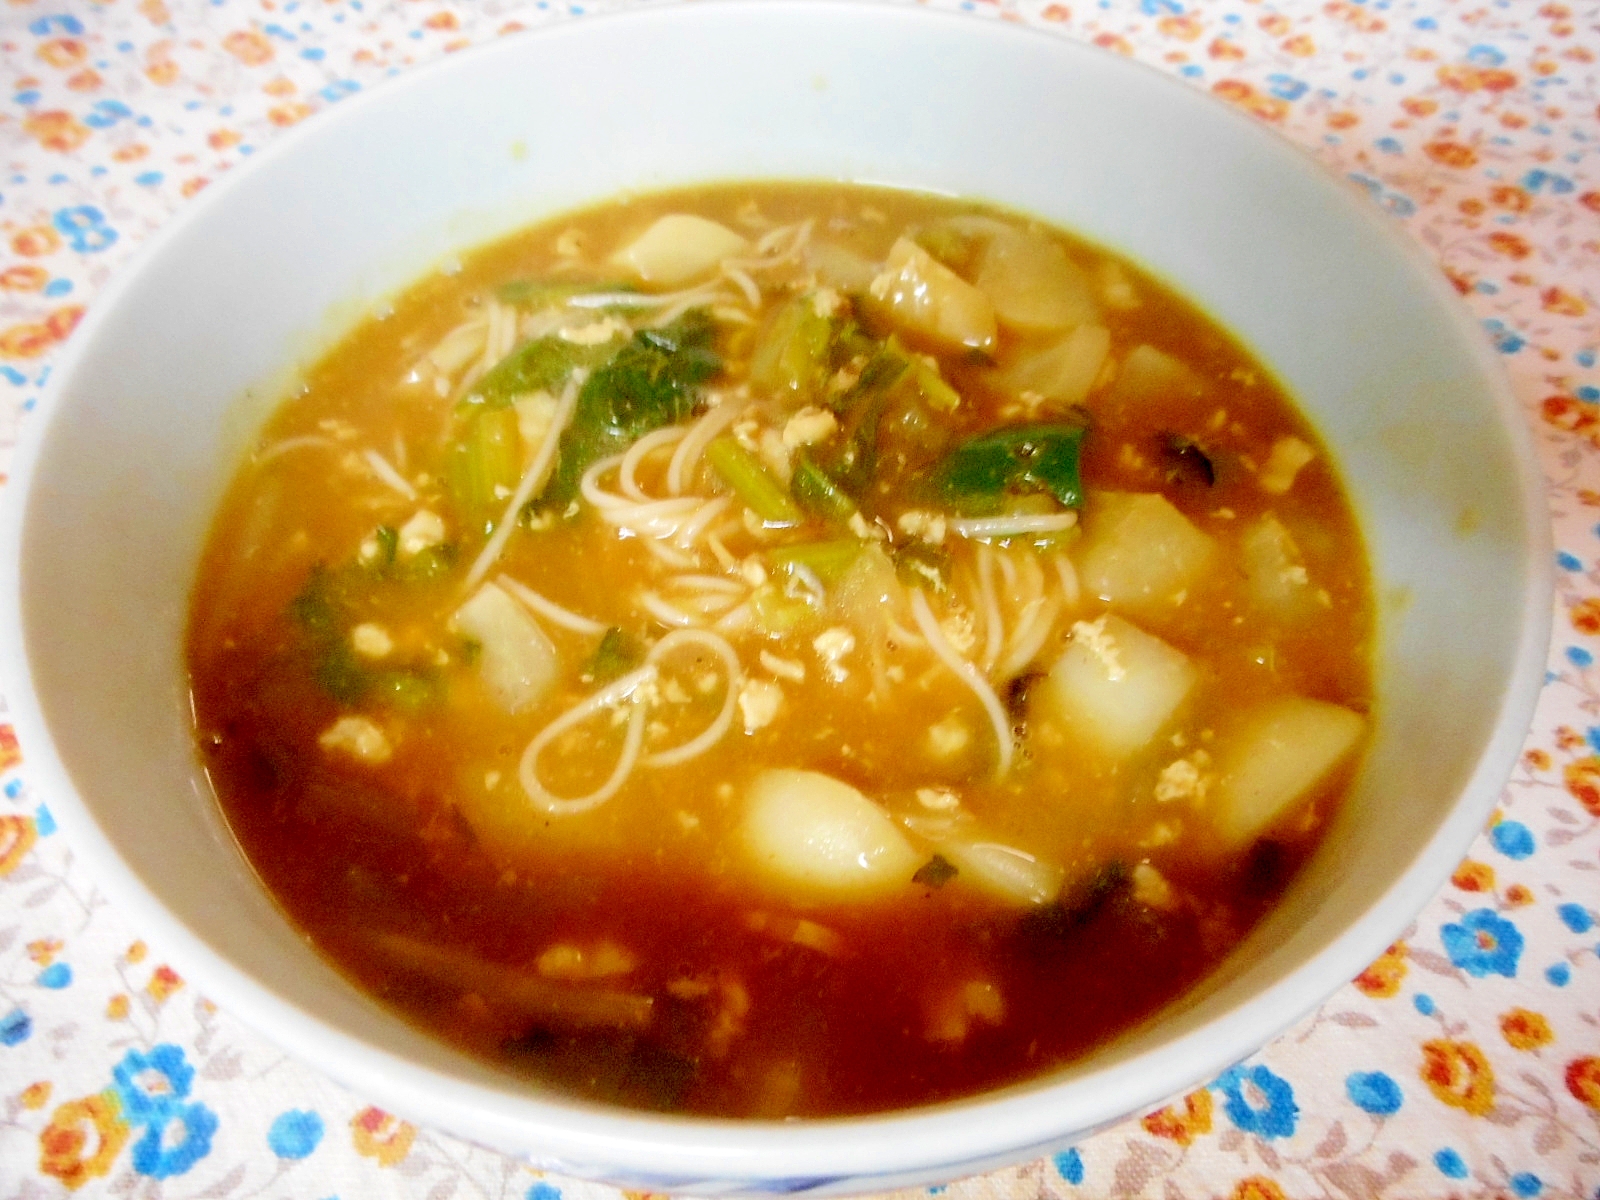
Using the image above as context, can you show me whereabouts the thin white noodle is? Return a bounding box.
[604,497,705,529]
[582,459,705,525]
[491,301,513,364]
[676,495,733,546]
[472,302,505,381]
[667,402,742,495]
[361,448,417,501]
[619,426,687,502]
[713,603,753,635]
[393,433,408,473]
[520,307,578,342]
[581,459,705,535]
[909,590,1014,778]
[706,533,738,571]
[670,573,745,595]
[496,574,607,636]
[461,373,581,594]
[997,551,1018,591]
[579,455,628,507]
[721,264,761,308]
[784,563,825,606]
[682,591,741,616]
[498,302,517,364]
[949,512,1080,539]
[639,591,699,628]
[640,628,743,767]
[1019,548,1045,601]
[520,665,657,815]
[1054,554,1082,609]
[997,594,1062,681]
[976,543,1003,674]
[886,616,925,648]
[639,537,699,570]
[755,220,807,258]
[567,282,725,311]
[456,356,489,398]
[735,219,812,266]
[646,295,723,329]
[426,316,488,378]
[252,435,339,466]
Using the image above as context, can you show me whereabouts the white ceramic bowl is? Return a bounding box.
[0,2,1551,1193]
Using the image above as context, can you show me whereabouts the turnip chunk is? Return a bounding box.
[805,240,879,293]
[1105,344,1206,409]
[1240,514,1313,619]
[453,580,560,712]
[867,237,997,353]
[1213,697,1364,847]
[609,214,749,287]
[973,228,1100,334]
[1075,492,1217,618]
[940,840,1064,906]
[743,769,920,898]
[1041,614,1197,759]
[995,323,1111,408]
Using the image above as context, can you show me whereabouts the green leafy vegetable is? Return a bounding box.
[769,538,863,586]
[749,294,838,407]
[449,405,520,526]
[367,666,444,714]
[390,542,458,583]
[928,421,1087,516]
[371,525,399,569]
[905,352,961,413]
[288,564,447,709]
[892,542,950,593]
[541,310,722,506]
[817,335,959,497]
[463,335,613,412]
[584,627,646,686]
[750,584,816,636]
[789,454,858,524]
[705,436,803,526]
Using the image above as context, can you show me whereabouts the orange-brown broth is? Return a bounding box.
[188,182,1371,1117]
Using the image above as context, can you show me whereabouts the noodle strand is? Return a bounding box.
[909,590,1014,778]
[461,372,581,594]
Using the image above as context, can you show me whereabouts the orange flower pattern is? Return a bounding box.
[1142,1088,1213,1145]
[1421,1039,1497,1117]
[38,1091,130,1190]
[1566,1057,1600,1111]
[1352,940,1408,998]
[1499,1008,1553,1051]
[350,1106,417,1167]
[0,2,1596,1197]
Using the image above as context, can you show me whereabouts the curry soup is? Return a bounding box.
[188,182,1372,1118]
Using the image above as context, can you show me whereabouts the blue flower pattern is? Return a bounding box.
[1441,908,1525,978]
[1214,1064,1299,1140]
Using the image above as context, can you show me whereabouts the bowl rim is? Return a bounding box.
[0,0,1554,1189]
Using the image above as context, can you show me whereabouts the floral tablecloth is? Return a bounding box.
[0,0,1596,1196]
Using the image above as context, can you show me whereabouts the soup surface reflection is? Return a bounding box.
[188,183,1372,1117]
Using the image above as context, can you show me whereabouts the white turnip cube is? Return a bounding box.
[1075,491,1217,619]
[1213,696,1365,847]
[743,769,920,898]
[1041,613,1197,759]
